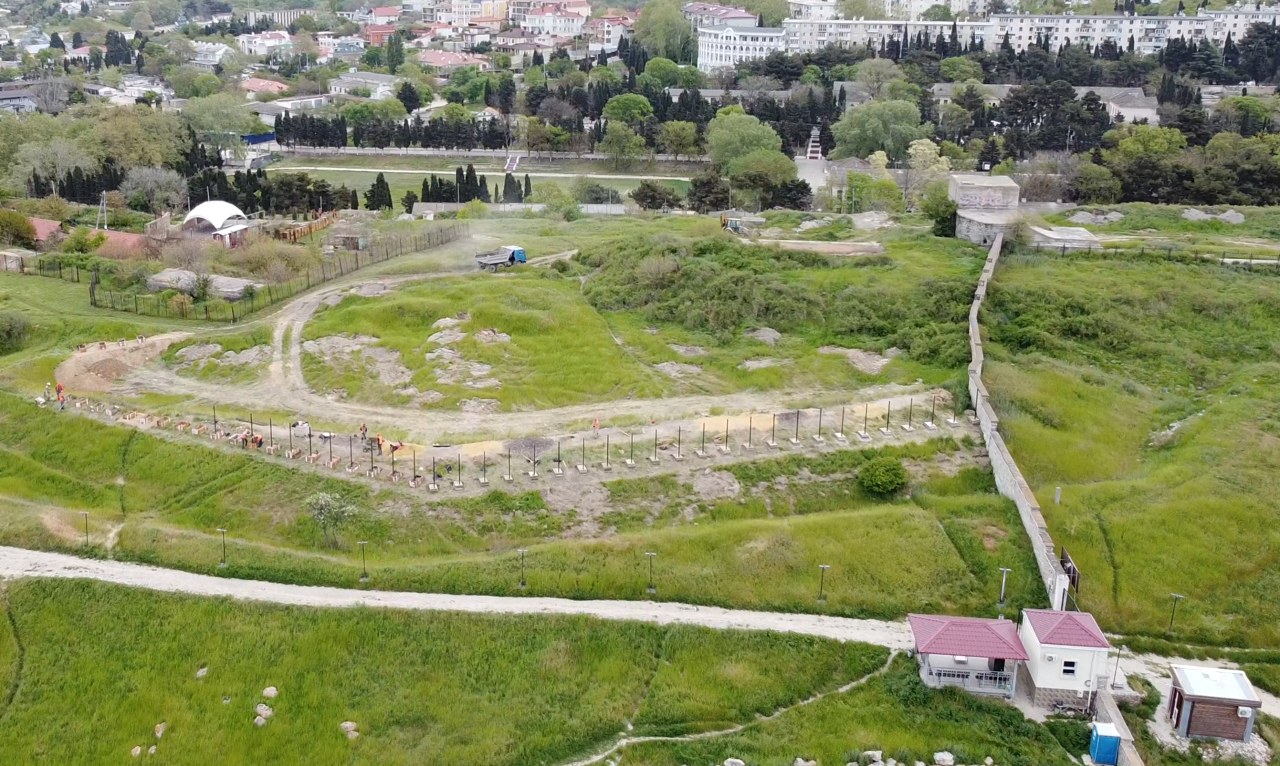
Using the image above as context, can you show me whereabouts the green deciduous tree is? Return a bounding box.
[601,93,653,125]
[633,0,691,61]
[832,99,930,161]
[705,112,782,168]
[657,120,699,160]
[630,180,682,210]
[939,56,982,83]
[599,122,645,169]
[1073,163,1122,204]
[306,492,357,548]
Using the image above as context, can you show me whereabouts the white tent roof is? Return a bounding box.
[184,200,248,230]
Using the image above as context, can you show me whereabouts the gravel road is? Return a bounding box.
[0,546,914,648]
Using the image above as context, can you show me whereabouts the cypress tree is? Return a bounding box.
[523,174,532,199]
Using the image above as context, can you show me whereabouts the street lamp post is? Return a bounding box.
[998,567,1012,618]
[216,528,227,568]
[1167,593,1185,634]
[818,564,830,602]
[358,541,368,582]
[645,551,656,594]
[517,548,528,589]
[80,511,89,546]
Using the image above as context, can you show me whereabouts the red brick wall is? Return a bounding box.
[1188,701,1250,741]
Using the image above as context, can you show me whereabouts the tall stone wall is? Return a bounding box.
[967,235,1071,611]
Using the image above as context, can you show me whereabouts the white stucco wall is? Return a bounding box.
[1019,620,1108,694]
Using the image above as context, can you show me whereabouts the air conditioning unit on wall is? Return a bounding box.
[1238,707,1253,719]
[1044,653,1057,662]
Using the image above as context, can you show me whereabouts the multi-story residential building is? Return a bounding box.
[190,41,232,69]
[696,25,786,72]
[988,6,1280,55]
[522,6,586,36]
[235,30,294,56]
[245,9,312,26]
[364,23,399,45]
[683,2,759,28]
[328,70,403,99]
[931,83,1160,123]
[434,0,509,25]
[784,17,991,53]
[586,14,635,46]
[787,0,838,21]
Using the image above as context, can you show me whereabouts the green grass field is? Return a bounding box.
[270,168,689,207]
[0,578,889,766]
[0,388,1044,619]
[302,271,671,410]
[275,154,703,178]
[983,246,1280,646]
[301,229,984,409]
[1042,203,1280,257]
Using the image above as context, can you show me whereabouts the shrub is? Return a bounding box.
[1043,718,1090,756]
[0,312,29,354]
[0,209,36,247]
[167,293,192,317]
[457,199,489,219]
[858,457,908,495]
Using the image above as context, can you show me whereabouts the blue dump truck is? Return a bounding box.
[475,245,526,272]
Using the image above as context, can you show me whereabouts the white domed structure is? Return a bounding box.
[183,200,248,231]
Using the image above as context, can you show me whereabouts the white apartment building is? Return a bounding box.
[788,0,838,20]
[189,41,232,69]
[245,8,312,26]
[683,2,759,28]
[522,6,586,36]
[991,6,1280,55]
[697,25,786,72]
[234,31,294,57]
[784,17,992,53]
[434,0,508,24]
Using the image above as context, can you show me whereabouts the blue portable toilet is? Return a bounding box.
[1090,722,1121,765]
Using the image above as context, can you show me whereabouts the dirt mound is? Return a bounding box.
[175,344,222,363]
[818,346,900,375]
[88,358,130,379]
[655,362,701,378]
[745,327,781,346]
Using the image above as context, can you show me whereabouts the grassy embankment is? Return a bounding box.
[1043,203,1280,258]
[0,579,1081,766]
[302,229,984,410]
[0,389,1043,619]
[982,245,1280,646]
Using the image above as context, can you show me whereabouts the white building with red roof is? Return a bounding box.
[369,5,403,23]
[681,1,758,28]
[239,77,290,100]
[908,613,1028,698]
[1017,609,1111,710]
[522,5,585,36]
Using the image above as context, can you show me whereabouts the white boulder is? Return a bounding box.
[934,753,955,766]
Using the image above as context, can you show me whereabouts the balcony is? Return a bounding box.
[919,656,1018,698]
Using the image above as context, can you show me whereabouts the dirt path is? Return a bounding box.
[114,265,952,445]
[563,651,899,766]
[0,546,915,647]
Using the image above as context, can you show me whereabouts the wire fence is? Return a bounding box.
[89,223,469,322]
[0,252,87,283]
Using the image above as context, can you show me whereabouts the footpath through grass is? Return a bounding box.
[0,578,888,766]
[983,246,1280,646]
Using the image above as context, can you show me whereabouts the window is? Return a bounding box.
[1062,661,1077,677]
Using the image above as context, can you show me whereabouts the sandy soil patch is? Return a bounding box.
[39,510,82,544]
[303,334,412,387]
[668,344,706,357]
[56,332,185,393]
[818,346,900,375]
[744,327,781,346]
[394,386,445,406]
[691,469,742,501]
[738,357,785,371]
[175,343,270,370]
[460,398,500,414]
[655,362,701,378]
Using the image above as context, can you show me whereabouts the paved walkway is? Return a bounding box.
[0,546,915,648]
